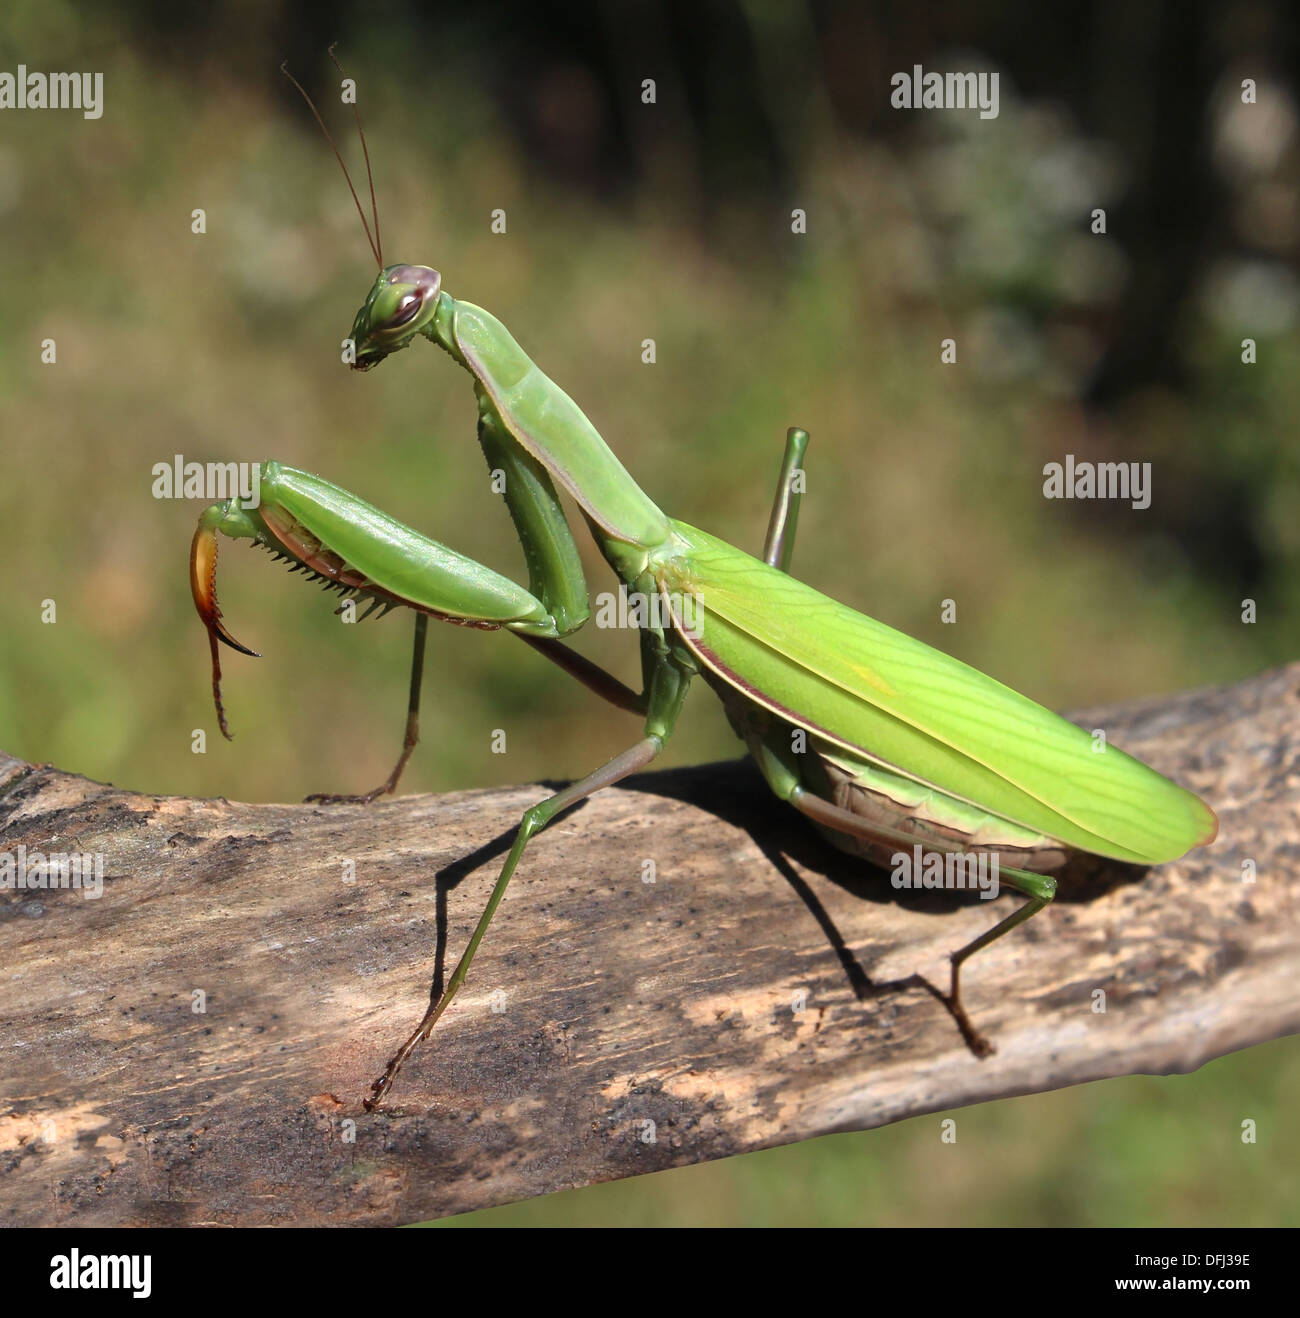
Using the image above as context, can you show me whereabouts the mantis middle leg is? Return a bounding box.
[763,426,809,571]
[367,641,693,1107]
[306,612,430,804]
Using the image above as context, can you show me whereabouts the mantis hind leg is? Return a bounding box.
[763,426,809,571]
[747,733,1056,1056]
[306,613,430,805]
[944,868,1055,1056]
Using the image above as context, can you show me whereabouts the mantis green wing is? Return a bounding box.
[659,521,1218,866]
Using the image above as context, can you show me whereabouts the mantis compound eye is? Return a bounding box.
[388,291,423,328]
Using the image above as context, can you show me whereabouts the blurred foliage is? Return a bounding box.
[0,0,1295,1227]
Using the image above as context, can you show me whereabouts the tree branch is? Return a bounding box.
[2,664,1296,1225]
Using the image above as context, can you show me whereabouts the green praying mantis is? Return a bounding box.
[190,57,1217,1109]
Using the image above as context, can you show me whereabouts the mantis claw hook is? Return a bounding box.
[191,511,259,739]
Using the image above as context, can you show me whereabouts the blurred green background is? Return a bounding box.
[0,0,1295,1225]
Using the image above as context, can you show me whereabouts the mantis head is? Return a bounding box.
[281,51,442,373]
[348,264,443,370]
[280,55,443,371]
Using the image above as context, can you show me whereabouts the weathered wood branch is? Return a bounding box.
[1,665,1297,1226]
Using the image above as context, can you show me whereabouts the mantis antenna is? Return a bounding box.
[327,42,381,268]
[280,46,383,268]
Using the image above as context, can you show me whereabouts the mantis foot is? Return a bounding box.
[365,1013,441,1111]
[304,785,396,805]
[946,957,996,1060]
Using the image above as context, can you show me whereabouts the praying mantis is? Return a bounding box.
[190,56,1217,1109]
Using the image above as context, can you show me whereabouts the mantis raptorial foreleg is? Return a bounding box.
[476,400,590,636]
[308,403,594,805]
